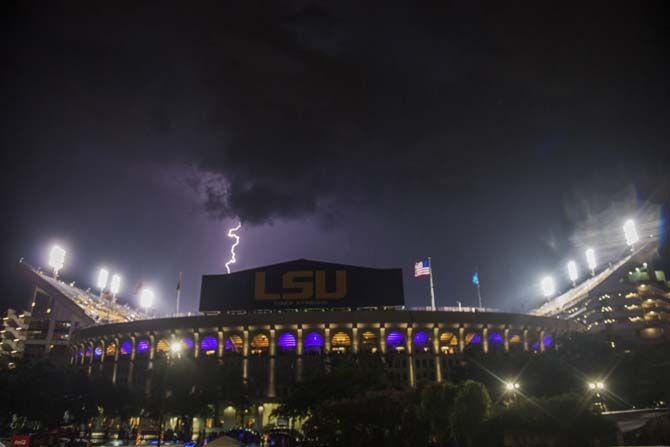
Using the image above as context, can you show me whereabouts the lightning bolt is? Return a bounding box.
[225,222,242,273]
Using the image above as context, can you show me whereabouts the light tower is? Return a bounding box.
[585,248,597,276]
[567,260,578,286]
[139,288,155,313]
[110,274,121,303]
[97,268,109,298]
[541,276,556,297]
[48,245,66,278]
[623,219,639,250]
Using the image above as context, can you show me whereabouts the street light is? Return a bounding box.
[541,276,556,297]
[505,382,520,391]
[170,341,182,354]
[567,260,578,286]
[623,219,639,247]
[48,245,66,278]
[588,381,605,390]
[139,288,155,310]
[97,268,109,297]
[585,248,597,276]
[110,274,121,303]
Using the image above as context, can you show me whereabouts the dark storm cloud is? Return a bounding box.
[2,0,669,311]
[175,1,670,225]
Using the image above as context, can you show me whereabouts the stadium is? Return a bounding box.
[6,233,667,431]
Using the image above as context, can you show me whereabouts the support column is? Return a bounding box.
[149,334,156,361]
[554,332,559,351]
[406,327,415,387]
[242,328,249,381]
[268,328,276,398]
[503,327,510,353]
[114,337,120,362]
[482,327,489,354]
[99,340,106,372]
[129,336,136,386]
[218,329,225,358]
[352,326,359,354]
[100,340,106,363]
[194,331,200,359]
[380,326,387,354]
[324,326,331,353]
[458,327,465,353]
[112,337,119,385]
[539,329,546,353]
[88,342,95,365]
[523,328,529,352]
[433,326,442,383]
[296,327,303,383]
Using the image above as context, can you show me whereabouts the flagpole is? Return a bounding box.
[476,282,482,309]
[428,257,436,311]
[175,272,182,316]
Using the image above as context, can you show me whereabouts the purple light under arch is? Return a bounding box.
[469,334,482,344]
[277,332,297,351]
[543,335,553,348]
[94,347,103,357]
[200,335,218,351]
[488,332,504,344]
[182,337,194,350]
[413,331,429,346]
[304,332,324,351]
[386,330,404,347]
[85,346,92,357]
[136,340,150,353]
[120,340,132,355]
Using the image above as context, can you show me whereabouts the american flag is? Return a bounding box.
[415,259,431,277]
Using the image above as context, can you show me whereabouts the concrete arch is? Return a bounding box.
[250,332,270,355]
[331,330,352,353]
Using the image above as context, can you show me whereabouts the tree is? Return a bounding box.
[479,393,617,447]
[450,380,492,447]
[301,389,429,447]
[420,381,457,445]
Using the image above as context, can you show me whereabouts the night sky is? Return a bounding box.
[2,2,669,314]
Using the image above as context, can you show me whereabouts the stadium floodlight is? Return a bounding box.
[48,245,66,278]
[139,288,155,310]
[97,268,109,291]
[623,219,639,247]
[585,248,597,276]
[110,274,121,301]
[541,276,556,297]
[567,260,579,286]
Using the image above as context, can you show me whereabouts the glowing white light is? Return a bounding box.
[225,222,242,274]
[623,219,639,246]
[170,341,182,353]
[139,288,155,309]
[97,268,109,290]
[110,274,121,295]
[541,276,556,297]
[48,245,66,276]
[567,260,578,283]
[505,382,520,391]
[596,381,605,390]
[585,248,597,272]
